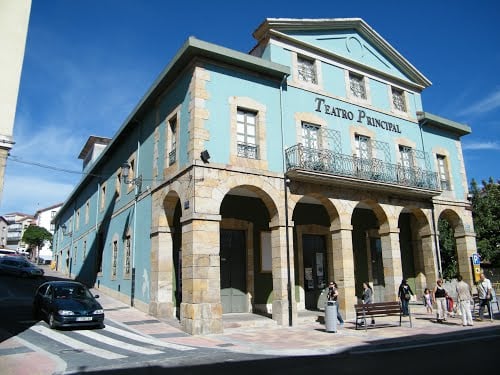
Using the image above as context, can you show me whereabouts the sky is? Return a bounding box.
[2,0,500,215]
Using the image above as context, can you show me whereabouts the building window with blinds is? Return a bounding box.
[237,109,258,159]
[437,154,451,190]
[349,73,367,100]
[392,87,407,112]
[297,55,317,84]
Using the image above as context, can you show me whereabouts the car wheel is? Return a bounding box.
[48,313,57,329]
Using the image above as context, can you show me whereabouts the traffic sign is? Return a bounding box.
[472,253,481,265]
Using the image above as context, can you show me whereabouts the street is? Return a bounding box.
[1,269,499,374]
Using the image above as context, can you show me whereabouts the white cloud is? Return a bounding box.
[0,174,75,215]
[459,89,500,116]
[462,141,500,150]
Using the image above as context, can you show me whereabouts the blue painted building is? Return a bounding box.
[53,18,476,335]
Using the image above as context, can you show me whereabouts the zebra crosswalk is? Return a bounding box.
[29,322,194,360]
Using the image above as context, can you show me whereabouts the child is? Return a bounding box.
[423,288,433,314]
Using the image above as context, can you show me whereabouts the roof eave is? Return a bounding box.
[417,111,471,136]
[55,37,290,220]
[253,18,432,88]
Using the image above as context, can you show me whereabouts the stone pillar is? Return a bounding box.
[419,228,439,293]
[180,215,223,335]
[270,223,297,326]
[149,226,175,318]
[455,229,477,288]
[330,224,356,320]
[379,226,402,301]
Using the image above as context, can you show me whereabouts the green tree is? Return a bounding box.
[470,177,500,266]
[438,218,457,279]
[21,225,53,261]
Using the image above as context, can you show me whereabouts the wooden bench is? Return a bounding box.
[354,301,412,330]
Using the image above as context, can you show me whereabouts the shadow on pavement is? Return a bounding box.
[0,272,73,342]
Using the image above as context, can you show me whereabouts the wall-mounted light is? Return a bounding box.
[121,162,142,187]
[61,224,72,237]
[200,150,210,163]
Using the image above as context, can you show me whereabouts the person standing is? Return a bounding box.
[433,279,448,323]
[477,272,493,321]
[455,275,474,326]
[327,281,344,326]
[361,282,375,325]
[398,279,414,316]
[423,288,433,314]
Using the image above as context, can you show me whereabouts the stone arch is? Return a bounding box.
[436,207,473,281]
[292,193,340,312]
[149,187,183,320]
[398,206,435,297]
[215,174,282,226]
[218,180,287,324]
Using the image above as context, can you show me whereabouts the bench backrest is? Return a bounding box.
[354,301,401,315]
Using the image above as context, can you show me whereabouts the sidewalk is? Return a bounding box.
[2,266,498,375]
[85,266,500,356]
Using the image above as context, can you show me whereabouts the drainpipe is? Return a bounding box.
[419,115,442,278]
[279,73,292,326]
[131,122,142,307]
[431,204,442,279]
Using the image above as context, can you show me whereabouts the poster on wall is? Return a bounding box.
[316,253,324,277]
[305,267,313,280]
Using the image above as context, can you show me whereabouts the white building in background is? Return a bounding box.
[0,216,9,247]
[1,212,33,251]
[34,203,62,263]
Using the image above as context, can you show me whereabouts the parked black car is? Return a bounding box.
[32,281,105,329]
[0,256,44,278]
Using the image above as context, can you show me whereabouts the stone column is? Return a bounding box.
[379,226,402,301]
[180,214,223,335]
[270,223,296,326]
[418,227,439,293]
[149,226,175,319]
[455,229,477,288]
[330,224,356,319]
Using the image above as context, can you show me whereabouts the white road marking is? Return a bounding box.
[30,325,126,360]
[103,325,194,351]
[74,329,164,355]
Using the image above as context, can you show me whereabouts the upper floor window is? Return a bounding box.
[355,134,371,159]
[75,209,80,230]
[302,122,320,150]
[123,235,131,278]
[297,55,317,84]
[237,109,258,159]
[437,154,450,190]
[100,184,106,211]
[392,87,407,112]
[168,116,177,166]
[111,240,118,278]
[349,73,367,100]
[115,170,122,199]
[399,145,413,168]
[85,200,90,224]
[51,210,56,218]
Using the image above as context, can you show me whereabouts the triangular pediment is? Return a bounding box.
[253,18,431,88]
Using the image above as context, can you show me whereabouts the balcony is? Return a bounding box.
[285,144,441,197]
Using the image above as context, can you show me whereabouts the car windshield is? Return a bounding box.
[54,286,92,299]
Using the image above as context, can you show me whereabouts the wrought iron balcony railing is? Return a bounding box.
[285,144,440,191]
[237,142,258,159]
[168,149,176,166]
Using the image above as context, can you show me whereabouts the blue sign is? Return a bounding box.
[472,253,481,265]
